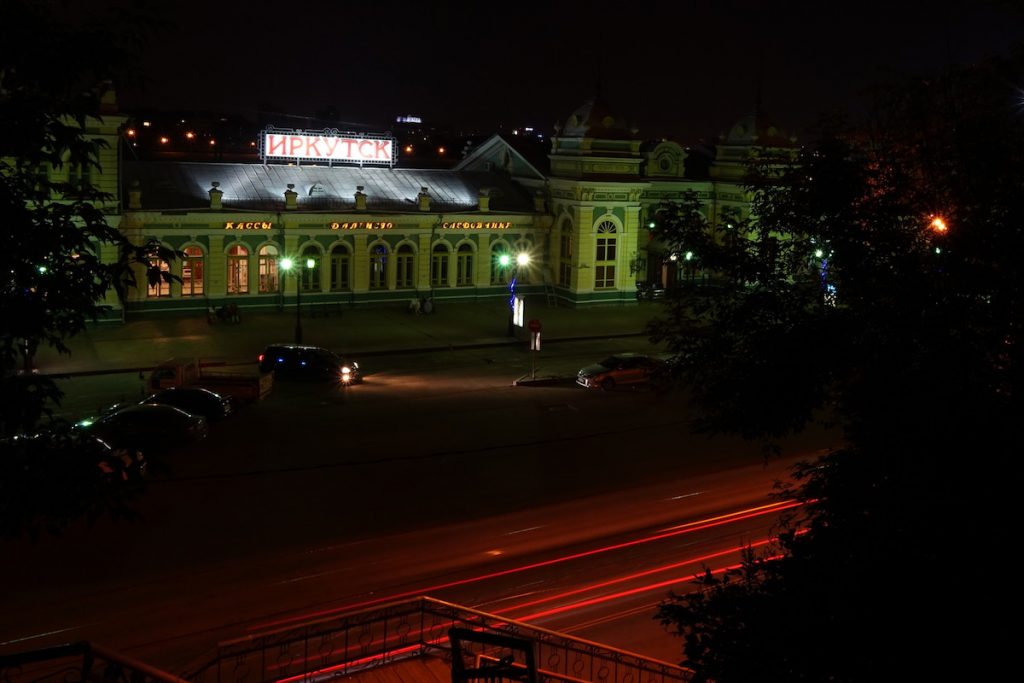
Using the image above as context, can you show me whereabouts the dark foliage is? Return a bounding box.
[1,0,175,536]
[651,46,1023,682]
[0,428,147,539]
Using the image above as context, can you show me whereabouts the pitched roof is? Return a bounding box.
[123,161,536,213]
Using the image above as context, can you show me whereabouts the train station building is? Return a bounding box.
[78,94,796,316]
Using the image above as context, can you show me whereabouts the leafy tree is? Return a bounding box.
[0,0,176,536]
[650,47,1022,682]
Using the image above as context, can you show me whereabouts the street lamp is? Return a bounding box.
[506,252,530,336]
[280,257,313,344]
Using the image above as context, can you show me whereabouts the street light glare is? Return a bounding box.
[498,254,511,267]
[281,258,293,270]
[929,216,949,233]
[516,253,530,267]
[305,258,315,269]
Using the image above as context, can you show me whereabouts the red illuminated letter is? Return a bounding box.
[266,135,286,156]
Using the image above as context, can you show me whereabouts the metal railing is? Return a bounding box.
[0,641,189,683]
[184,597,692,683]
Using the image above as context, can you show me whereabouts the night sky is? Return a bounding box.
[113,0,1021,143]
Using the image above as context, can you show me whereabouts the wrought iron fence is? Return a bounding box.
[183,597,691,683]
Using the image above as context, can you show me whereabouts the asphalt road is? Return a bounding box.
[1,340,834,675]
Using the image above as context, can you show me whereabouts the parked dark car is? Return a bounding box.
[258,344,362,383]
[576,353,665,391]
[77,403,207,453]
[143,387,233,420]
[2,431,147,482]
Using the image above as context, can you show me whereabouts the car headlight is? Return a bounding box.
[341,366,351,374]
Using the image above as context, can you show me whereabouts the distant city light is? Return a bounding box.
[159,136,169,144]
[396,115,422,124]
[815,249,824,258]
[185,131,195,139]
[142,121,151,127]
[438,147,445,155]
[404,145,413,153]
[929,216,949,233]
[209,139,216,146]
[684,251,694,261]
[125,129,136,137]
[250,141,256,147]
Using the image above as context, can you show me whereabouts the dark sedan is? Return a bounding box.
[258,344,362,384]
[143,387,233,420]
[78,403,207,454]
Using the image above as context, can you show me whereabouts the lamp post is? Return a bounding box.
[281,257,313,344]
[505,252,529,336]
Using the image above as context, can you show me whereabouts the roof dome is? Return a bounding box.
[721,110,795,147]
[558,96,637,140]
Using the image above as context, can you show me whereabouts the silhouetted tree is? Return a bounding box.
[1,0,176,537]
[650,45,1022,682]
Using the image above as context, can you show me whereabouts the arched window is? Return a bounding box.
[456,243,474,286]
[594,220,617,289]
[227,244,249,294]
[258,245,279,293]
[369,244,388,290]
[301,245,321,292]
[396,244,415,289]
[431,243,450,288]
[147,258,170,298]
[182,246,204,297]
[330,244,350,291]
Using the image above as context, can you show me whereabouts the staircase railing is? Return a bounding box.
[183,596,691,683]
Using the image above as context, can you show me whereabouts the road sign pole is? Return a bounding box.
[527,320,542,380]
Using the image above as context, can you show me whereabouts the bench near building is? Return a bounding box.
[82,94,796,317]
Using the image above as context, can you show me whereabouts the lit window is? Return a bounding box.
[594,221,617,289]
[147,258,170,298]
[431,243,450,287]
[330,245,351,291]
[396,244,415,289]
[227,244,249,294]
[456,243,473,286]
[369,244,388,290]
[182,246,204,296]
[300,245,321,292]
[258,245,280,293]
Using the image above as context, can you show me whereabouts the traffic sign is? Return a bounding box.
[528,319,542,333]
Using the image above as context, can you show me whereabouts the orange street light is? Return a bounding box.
[929,216,949,234]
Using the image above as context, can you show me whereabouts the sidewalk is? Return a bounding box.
[33,298,664,377]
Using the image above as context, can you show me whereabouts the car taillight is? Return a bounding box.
[258,354,264,362]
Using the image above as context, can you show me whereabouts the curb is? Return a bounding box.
[36,331,648,379]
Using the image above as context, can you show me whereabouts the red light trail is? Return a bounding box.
[249,500,800,632]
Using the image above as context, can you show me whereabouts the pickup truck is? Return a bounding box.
[148,358,273,402]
